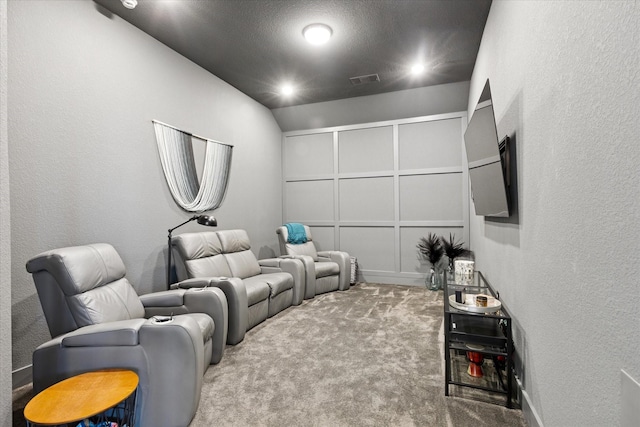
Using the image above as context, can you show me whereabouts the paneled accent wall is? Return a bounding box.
[282,112,468,285]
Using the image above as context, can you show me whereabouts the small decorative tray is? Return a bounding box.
[448,293,502,313]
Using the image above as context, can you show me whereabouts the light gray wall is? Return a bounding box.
[1,0,11,424]
[272,81,469,132]
[468,2,640,426]
[9,1,283,372]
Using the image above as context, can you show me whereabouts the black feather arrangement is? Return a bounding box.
[417,233,444,266]
[441,233,469,260]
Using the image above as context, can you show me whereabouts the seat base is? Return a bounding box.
[315,275,340,295]
[268,288,294,317]
[248,299,269,330]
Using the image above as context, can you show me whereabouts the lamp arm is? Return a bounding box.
[168,215,198,234]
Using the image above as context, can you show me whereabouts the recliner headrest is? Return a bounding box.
[217,229,252,253]
[276,225,314,242]
[26,243,126,296]
[172,231,223,260]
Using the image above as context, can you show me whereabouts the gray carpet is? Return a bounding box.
[11,283,526,426]
[190,283,526,427]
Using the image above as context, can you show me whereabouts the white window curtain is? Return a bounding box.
[153,120,233,212]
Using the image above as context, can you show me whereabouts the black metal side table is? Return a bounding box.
[443,271,515,408]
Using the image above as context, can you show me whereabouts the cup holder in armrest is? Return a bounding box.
[151,315,174,324]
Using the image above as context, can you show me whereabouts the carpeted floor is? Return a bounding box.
[189,283,526,426]
[12,283,526,426]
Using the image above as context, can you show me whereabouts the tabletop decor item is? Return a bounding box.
[454,259,475,285]
[475,294,488,307]
[448,292,501,313]
[417,233,444,290]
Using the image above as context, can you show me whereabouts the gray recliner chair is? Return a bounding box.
[276,225,350,298]
[26,243,228,427]
[172,229,304,345]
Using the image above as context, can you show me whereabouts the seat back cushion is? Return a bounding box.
[217,230,261,279]
[68,278,145,328]
[185,253,232,279]
[284,241,319,261]
[277,226,319,261]
[173,231,232,278]
[25,243,145,336]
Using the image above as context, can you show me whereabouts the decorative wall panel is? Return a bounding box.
[284,133,333,177]
[284,180,334,222]
[339,177,395,221]
[398,119,462,170]
[308,226,335,252]
[399,174,463,221]
[338,126,393,173]
[282,112,468,285]
[340,227,396,272]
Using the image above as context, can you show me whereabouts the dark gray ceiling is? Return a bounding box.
[94,0,491,109]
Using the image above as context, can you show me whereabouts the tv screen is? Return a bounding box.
[464,79,510,217]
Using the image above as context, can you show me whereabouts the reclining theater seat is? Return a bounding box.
[172,229,304,345]
[276,225,350,298]
[26,243,228,427]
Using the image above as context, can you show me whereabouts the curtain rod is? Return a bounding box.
[152,119,234,147]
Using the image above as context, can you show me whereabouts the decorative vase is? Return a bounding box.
[426,266,443,291]
[466,351,485,378]
[447,258,455,281]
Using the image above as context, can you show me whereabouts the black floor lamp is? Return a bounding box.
[167,214,217,287]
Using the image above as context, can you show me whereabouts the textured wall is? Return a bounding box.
[9,1,283,370]
[272,81,469,131]
[1,0,11,423]
[468,2,640,426]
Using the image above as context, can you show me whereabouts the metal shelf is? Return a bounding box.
[443,271,515,408]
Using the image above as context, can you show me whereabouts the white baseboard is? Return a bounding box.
[621,369,640,427]
[517,376,543,427]
[358,271,427,287]
[12,364,32,389]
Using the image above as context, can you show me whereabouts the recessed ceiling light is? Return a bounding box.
[411,63,425,75]
[280,84,295,96]
[303,24,332,46]
[121,0,138,9]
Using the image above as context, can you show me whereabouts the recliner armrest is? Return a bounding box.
[140,288,229,364]
[182,288,228,363]
[171,277,216,289]
[174,277,248,345]
[61,319,147,347]
[139,289,186,307]
[280,255,316,299]
[317,251,350,291]
[32,316,208,426]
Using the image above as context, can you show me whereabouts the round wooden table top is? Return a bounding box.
[24,369,139,425]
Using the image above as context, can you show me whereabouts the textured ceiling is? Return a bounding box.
[94,0,491,109]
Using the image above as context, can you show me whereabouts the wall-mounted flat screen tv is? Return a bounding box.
[464,79,510,217]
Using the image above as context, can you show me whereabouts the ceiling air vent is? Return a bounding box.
[349,73,380,85]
